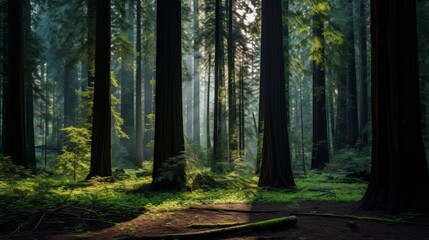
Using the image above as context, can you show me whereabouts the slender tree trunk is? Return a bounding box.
[360,0,429,212]
[4,0,26,166]
[86,0,112,179]
[142,0,154,160]
[186,55,193,139]
[206,53,211,151]
[358,0,368,147]
[334,73,347,149]
[87,0,96,86]
[227,0,238,165]
[151,0,185,191]
[136,0,143,166]
[193,0,201,145]
[310,12,329,170]
[344,0,358,147]
[258,0,295,188]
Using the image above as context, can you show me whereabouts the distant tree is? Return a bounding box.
[151,0,185,191]
[86,0,112,179]
[120,0,136,162]
[193,0,201,145]
[310,1,329,170]
[258,0,295,188]
[360,0,429,212]
[358,0,368,147]
[4,0,27,166]
[135,0,143,167]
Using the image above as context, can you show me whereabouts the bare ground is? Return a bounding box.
[3,202,429,240]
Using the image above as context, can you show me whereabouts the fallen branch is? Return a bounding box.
[187,221,247,229]
[291,213,429,226]
[123,216,297,240]
[189,206,285,213]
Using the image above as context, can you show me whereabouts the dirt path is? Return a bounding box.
[5,202,429,239]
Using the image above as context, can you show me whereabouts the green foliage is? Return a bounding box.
[56,73,128,181]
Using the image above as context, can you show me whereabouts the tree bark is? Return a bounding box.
[4,0,26,166]
[86,0,112,179]
[258,0,295,188]
[360,0,429,212]
[151,0,185,191]
[212,0,227,172]
[310,12,329,170]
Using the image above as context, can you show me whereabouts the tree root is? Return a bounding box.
[291,212,429,226]
[123,216,297,239]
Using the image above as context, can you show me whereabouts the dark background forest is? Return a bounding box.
[0,0,429,239]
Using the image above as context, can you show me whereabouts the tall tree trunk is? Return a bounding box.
[4,0,26,166]
[360,0,429,212]
[87,0,96,86]
[23,0,35,168]
[258,0,295,188]
[344,0,358,147]
[142,0,154,160]
[86,0,112,179]
[310,12,329,170]
[206,53,211,151]
[213,0,227,172]
[358,0,368,147]
[136,0,143,166]
[186,55,193,139]
[151,0,185,191]
[334,73,347,149]
[121,0,135,161]
[193,0,201,145]
[227,0,238,165]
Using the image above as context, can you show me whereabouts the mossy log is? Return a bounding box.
[127,216,297,239]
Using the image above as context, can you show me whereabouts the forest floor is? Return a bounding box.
[4,201,429,240]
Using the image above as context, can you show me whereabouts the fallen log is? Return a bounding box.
[124,216,297,240]
[291,213,429,226]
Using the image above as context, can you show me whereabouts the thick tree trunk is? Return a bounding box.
[213,0,227,172]
[258,0,295,188]
[24,0,35,168]
[310,13,329,170]
[135,0,143,166]
[4,0,26,166]
[86,0,112,179]
[151,0,185,191]
[360,0,429,212]
[206,53,211,151]
[193,0,201,145]
[358,0,368,147]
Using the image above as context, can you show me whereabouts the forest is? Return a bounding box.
[0,0,429,239]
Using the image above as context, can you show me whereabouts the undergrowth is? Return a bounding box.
[0,158,366,233]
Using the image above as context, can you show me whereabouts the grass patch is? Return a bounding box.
[0,159,367,233]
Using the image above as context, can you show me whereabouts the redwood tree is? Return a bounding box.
[258,0,295,188]
[360,0,429,212]
[86,0,112,179]
[4,0,26,166]
[151,0,185,191]
[310,10,329,170]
